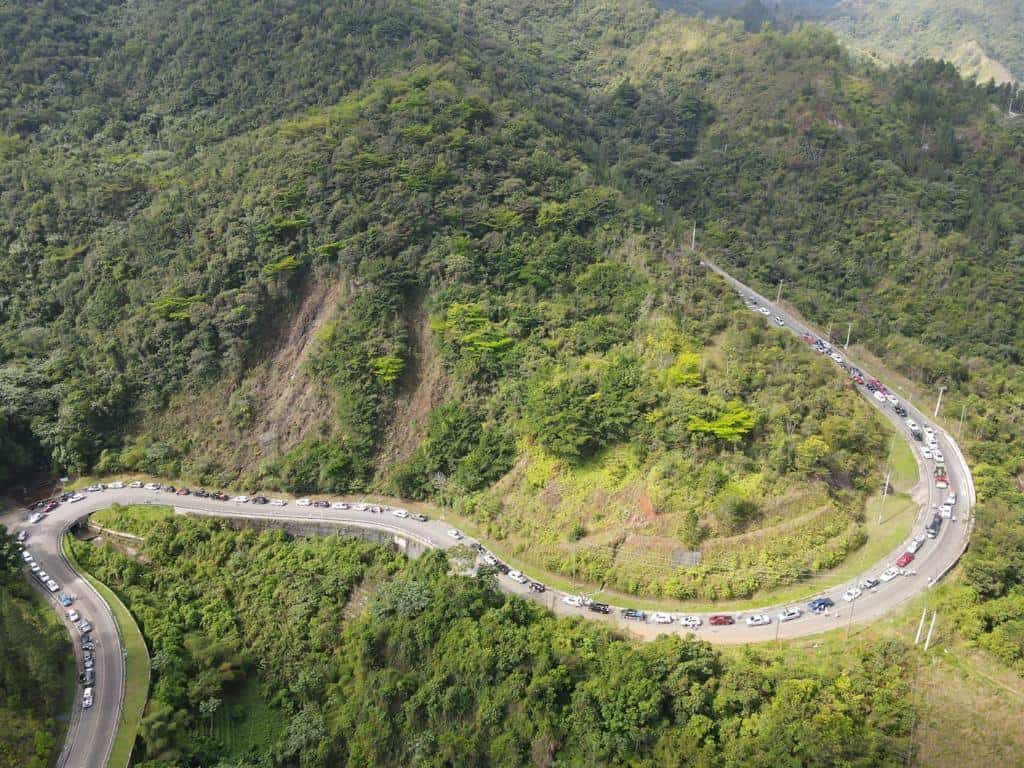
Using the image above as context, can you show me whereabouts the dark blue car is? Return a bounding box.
[808,597,835,613]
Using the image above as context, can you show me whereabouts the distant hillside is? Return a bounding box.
[659,0,1023,83]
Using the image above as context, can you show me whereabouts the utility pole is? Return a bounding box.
[844,322,852,350]
[776,279,783,303]
[958,404,967,438]
[934,385,947,419]
[878,463,892,525]
[923,611,938,651]
[914,607,928,644]
[691,222,697,251]
[826,318,833,342]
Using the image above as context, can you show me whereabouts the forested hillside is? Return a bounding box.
[72,512,915,767]
[0,528,71,767]
[659,0,1023,83]
[3,0,1024,675]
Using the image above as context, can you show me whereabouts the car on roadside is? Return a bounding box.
[20,549,31,561]
[709,614,735,626]
[842,587,862,602]
[446,529,463,540]
[946,492,957,506]
[70,492,87,503]
[78,621,93,634]
[29,512,43,523]
[651,612,674,624]
[128,480,143,488]
[873,390,887,404]
[481,553,498,566]
[621,608,646,621]
[331,502,346,510]
[176,487,191,496]
[921,447,933,460]
[906,535,926,554]
[58,593,73,607]
[895,552,914,568]
[270,499,287,506]
[16,530,27,543]
[679,615,702,629]
[935,475,949,489]
[81,669,95,685]
[940,504,953,519]
[67,609,80,622]
[894,404,908,417]
[808,597,834,613]
[392,508,409,519]
[880,567,900,582]
[934,451,945,464]
[82,688,94,709]
[774,316,785,326]
[588,601,611,614]
[529,582,546,593]
[83,657,94,670]
[563,595,584,607]
[859,577,881,590]
[758,306,770,315]
[778,607,802,622]
[312,500,330,508]
[745,614,771,627]
[231,495,249,503]
[143,482,160,491]
[411,513,427,522]
[109,481,125,489]
[46,579,59,593]
[86,484,103,492]
[508,570,528,585]
[296,498,311,506]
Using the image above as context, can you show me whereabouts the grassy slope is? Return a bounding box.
[63,535,150,768]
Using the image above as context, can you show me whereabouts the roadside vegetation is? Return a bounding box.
[0,527,70,768]
[74,513,915,767]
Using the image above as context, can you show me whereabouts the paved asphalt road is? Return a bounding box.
[2,259,975,766]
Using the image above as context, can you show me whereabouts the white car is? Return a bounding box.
[923,426,935,439]
[16,531,27,543]
[508,570,528,584]
[778,607,802,622]
[21,550,32,561]
[109,481,125,489]
[392,509,409,519]
[905,418,919,432]
[907,535,925,554]
[128,481,143,488]
[934,451,945,464]
[927,434,938,447]
[231,495,249,503]
[745,614,771,627]
[144,482,160,491]
[69,493,86,503]
[679,615,702,629]
[29,512,43,523]
[67,610,80,622]
[270,499,286,506]
[880,567,900,582]
[46,580,59,593]
[842,587,862,602]
[921,447,933,460]
[82,688,94,709]
[831,352,844,364]
[446,529,463,540]
[873,390,886,404]
[481,553,498,566]
[945,492,957,506]
[296,498,312,507]
[651,612,674,624]
[886,394,899,406]
[30,563,40,573]
[86,484,103,492]
[563,595,584,607]
[332,502,346,510]
[758,306,770,315]
[774,316,785,326]
[940,504,952,519]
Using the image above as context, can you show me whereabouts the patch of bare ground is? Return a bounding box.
[375,303,451,472]
[341,575,384,622]
[157,277,344,475]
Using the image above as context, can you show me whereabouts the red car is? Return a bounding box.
[709,614,735,626]
[895,552,914,568]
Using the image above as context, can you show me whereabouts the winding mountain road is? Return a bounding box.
[3,260,975,768]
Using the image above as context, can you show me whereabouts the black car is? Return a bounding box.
[313,500,330,508]
[622,608,647,621]
[895,405,908,417]
[496,563,510,575]
[588,602,611,614]
[252,496,269,504]
[471,543,485,553]
[529,582,546,593]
